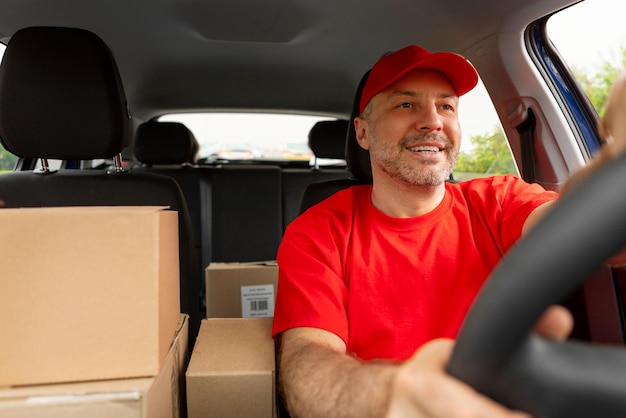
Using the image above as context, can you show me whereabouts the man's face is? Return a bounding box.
[355,69,462,187]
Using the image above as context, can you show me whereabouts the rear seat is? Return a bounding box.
[281,119,351,230]
[133,121,212,285]
[133,119,350,268]
[133,121,283,263]
[209,164,283,262]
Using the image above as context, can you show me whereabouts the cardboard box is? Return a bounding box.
[205,262,278,318]
[0,314,189,418]
[0,206,181,387]
[186,318,276,418]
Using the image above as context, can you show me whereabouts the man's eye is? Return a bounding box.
[441,104,455,111]
[398,102,412,109]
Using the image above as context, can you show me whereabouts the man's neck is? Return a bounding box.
[370,176,446,218]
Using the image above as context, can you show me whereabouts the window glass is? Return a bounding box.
[0,43,16,173]
[159,113,333,165]
[456,80,517,180]
[161,79,514,179]
[547,0,626,118]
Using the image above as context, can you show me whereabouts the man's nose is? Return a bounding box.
[416,105,443,131]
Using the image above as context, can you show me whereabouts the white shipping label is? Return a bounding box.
[241,284,275,318]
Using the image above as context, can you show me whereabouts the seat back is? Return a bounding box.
[210,164,283,262]
[0,26,201,346]
[133,121,212,284]
[281,119,351,230]
[298,70,373,214]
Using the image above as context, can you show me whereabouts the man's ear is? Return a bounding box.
[353,117,370,150]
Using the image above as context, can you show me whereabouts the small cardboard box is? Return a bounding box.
[205,262,278,318]
[0,314,189,418]
[0,206,181,387]
[186,318,276,418]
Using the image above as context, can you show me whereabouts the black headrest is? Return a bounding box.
[308,120,349,159]
[134,121,199,165]
[346,70,372,181]
[0,26,131,159]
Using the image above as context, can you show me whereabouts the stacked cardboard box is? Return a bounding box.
[205,261,278,318]
[0,315,189,418]
[0,206,186,417]
[185,262,279,417]
[186,317,276,418]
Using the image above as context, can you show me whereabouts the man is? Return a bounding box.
[272,45,625,417]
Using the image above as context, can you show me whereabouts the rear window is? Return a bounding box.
[160,81,514,178]
[159,113,332,165]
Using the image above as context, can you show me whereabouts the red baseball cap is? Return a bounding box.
[359,45,479,114]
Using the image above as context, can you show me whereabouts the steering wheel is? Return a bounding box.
[446,151,626,417]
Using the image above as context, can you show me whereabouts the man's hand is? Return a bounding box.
[561,69,626,197]
[385,305,572,418]
[599,70,626,153]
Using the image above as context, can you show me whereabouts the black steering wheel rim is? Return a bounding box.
[447,151,626,417]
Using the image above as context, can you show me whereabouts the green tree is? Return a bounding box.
[455,127,517,179]
[572,47,626,117]
[0,144,17,171]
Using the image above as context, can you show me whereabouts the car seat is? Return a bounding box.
[0,26,202,347]
[298,70,373,214]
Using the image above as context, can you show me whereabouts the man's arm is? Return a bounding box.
[278,326,540,418]
[278,327,396,418]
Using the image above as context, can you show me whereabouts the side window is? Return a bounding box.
[0,145,17,173]
[547,0,626,118]
[0,43,16,173]
[455,79,518,180]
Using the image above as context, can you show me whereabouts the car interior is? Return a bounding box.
[0,0,625,416]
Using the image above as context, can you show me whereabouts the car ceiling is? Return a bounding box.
[0,0,580,122]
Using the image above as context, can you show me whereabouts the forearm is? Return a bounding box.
[278,331,398,418]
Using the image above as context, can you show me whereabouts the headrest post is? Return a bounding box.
[33,157,52,174]
[113,153,125,173]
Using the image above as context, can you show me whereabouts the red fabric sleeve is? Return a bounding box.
[460,175,558,252]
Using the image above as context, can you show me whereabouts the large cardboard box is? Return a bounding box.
[0,314,189,418]
[186,318,276,418]
[205,262,278,318]
[0,206,181,387]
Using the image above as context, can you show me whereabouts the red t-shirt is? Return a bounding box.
[272,175,557,361]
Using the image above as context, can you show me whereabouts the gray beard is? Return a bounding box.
[370,131,458,187]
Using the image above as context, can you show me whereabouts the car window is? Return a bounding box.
[547,0,626,119]
[456,81,517,180]
[159,113,330,165]
[0,43,17,173]
[161,80,515,179]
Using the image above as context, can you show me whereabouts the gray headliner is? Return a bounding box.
[0,0,581,121]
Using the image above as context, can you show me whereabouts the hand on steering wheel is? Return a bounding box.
[447,70,626,418]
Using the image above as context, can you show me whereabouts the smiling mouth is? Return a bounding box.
[406,145,442,153]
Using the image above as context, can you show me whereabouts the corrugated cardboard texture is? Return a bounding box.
[205,262,278,318]
[0,206,181,386]
[186,318,276,418]
[0,314,189,418]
